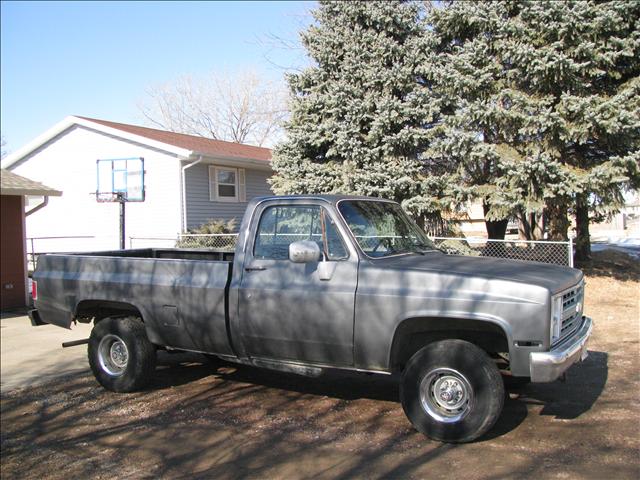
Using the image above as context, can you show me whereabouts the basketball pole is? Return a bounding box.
[117,192,126,249]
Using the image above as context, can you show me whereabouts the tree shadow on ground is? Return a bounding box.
[576,249,640,282]
[0,348,611,479]
[153,348,608,442]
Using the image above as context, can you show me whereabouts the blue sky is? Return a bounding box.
[1,1,313,152]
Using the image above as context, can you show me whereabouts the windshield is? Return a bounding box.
[338,200,439,258]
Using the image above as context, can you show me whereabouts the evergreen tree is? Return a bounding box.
[425,1,640,251]
[270,1,444,209]
[274,0,639,257]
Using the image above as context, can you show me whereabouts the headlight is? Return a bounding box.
[550,295,563,344]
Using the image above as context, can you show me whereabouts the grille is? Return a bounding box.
[557,282,584,344]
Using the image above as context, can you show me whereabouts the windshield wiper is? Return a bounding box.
[392,246,429,255]
[380,242,438,256]
[409,243,439,254]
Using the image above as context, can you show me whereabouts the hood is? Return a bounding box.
[373,252,582,294]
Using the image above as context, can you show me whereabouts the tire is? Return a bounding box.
[400,339,504,443]
[88,316,157,392]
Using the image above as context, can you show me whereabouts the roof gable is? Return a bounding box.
[77,117,272,162]
[1,116,272,169]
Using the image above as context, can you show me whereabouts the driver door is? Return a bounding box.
[238,201,358,366]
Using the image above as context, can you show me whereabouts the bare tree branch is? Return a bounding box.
[138,69,288,147]
[1,136,8,160]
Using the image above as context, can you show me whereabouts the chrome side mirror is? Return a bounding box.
[289,240,321,263]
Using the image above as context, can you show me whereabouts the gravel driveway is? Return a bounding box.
[1,266,638,479]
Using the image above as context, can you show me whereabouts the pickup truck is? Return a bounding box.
[29,195,592,443]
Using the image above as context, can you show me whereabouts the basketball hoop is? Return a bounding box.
[96,157,145,203]
[94,191,127,203]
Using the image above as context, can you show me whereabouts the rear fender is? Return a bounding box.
[73,299,163,345]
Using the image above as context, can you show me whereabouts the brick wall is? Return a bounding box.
[1,195,26,309]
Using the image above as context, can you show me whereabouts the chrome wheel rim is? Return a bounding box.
[419,368,473,423]
[98,334,129,376]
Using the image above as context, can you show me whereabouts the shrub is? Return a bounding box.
[176,219,237,249]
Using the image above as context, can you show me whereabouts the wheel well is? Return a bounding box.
[389,317,509,372]
[74,300,143,323]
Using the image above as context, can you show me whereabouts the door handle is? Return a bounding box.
[245,266,266,271]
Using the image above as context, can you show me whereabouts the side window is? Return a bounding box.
[254,206,322,260]
[253,205,348,261]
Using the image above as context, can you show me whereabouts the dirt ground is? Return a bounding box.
[1,251,639,479]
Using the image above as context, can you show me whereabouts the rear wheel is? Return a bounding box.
[88,316,156,392]
[400,339,504,443]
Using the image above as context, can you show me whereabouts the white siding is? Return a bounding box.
[185,162,272,230]
[11,126,182,253]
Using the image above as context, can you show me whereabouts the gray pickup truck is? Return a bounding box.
[30,195,592,442]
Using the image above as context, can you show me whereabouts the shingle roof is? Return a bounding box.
[77,117,272,162]
[1,169,62,196]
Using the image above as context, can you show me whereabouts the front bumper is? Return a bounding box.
[529,316,593,383]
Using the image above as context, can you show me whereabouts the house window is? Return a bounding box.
[209,166,245,202]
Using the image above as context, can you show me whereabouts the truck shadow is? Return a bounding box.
[151,348,608,440]
[150,351,218,389]
[152,350,400,401]
[483,350,608,441]
[509,350,608,419]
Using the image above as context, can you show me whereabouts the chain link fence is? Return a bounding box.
[431,237,574,267]
[129,234,573,267]
[27,236,97,272]
[130,234,238,250]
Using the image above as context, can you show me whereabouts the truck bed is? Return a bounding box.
[33,249,236,356]
[71,248,236,262]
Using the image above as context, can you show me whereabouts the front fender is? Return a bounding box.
[387,311,514,369]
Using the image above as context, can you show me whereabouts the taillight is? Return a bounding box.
[31,280,38,300]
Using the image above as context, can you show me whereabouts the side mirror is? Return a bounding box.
[289,240,321,263]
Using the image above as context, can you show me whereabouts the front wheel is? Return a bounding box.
[400,339,504,443]
[88,316,157,392]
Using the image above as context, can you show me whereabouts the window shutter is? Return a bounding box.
[239,168,246,202]
[209,166,218,201]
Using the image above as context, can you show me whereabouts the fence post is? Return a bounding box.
[568,238,574,268]
[29,238,35,271]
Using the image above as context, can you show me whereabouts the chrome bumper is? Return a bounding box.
[529,316,593,383]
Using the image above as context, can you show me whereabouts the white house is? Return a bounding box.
[1,116,273,253]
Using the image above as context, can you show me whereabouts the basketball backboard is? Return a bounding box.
[96,157,145,202]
